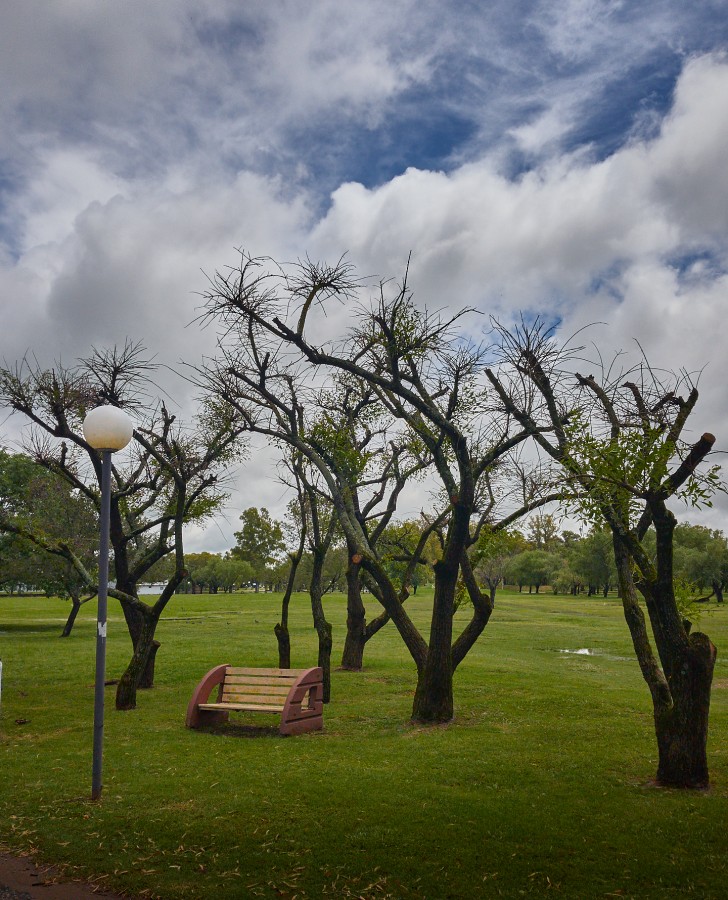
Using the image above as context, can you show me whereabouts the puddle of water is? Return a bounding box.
[554,647,633,662]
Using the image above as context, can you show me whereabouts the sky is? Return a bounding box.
[2,0,728,551]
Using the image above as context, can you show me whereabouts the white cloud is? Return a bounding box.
[2,0,728,547]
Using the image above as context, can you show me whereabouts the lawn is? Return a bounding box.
[1,588,727,899]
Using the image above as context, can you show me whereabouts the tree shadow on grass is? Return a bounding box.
[0,623,65,634]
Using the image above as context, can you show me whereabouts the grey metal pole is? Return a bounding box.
[91,449,112,801]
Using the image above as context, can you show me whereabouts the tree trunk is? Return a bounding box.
[712,580,724,604]
[275,550,302,669]
[138,640,160,689]
[118,593,158,688]
[411,559,455,724]
[654,632,716,788]
[274,623,291,669]
[309,550,333,703]
[60,595,82,637]
[115,613,160,710]
[341,558,366,670]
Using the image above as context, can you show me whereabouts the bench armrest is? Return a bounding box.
[185,663,230,728]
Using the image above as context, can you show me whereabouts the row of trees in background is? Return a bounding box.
[1,251,724,788]
[6,479,725,607]
[480,515,728,601]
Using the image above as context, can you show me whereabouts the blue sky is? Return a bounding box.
[2,0,728,547]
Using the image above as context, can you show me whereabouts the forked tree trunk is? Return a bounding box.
[340,554,392,670]
[116,613,160,710]
[654,632,716,788]
[119,594,158,688]
[614,532,717,789]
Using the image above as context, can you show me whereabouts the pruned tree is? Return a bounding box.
[0,343,245,710]
[487,321,723,787]
[196,252,560,724]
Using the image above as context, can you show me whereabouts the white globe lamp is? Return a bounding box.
[83,405,133,451]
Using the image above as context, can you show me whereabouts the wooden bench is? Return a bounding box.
[185,665,324,736]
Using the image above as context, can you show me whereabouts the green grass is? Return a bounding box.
[1,589,727,899]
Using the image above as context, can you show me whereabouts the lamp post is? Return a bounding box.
[83,405,133,801]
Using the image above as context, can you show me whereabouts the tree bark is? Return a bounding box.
[309,549,333,703]
[118,591,158,688]
[115,613,159,710]
[341,556,366,670]
[654,631,716,788]
[411,557,456,723]
[137,640,160,689]
[274,624,291,669]
[60,595,82,637]
[275,548,303,669]
[614,516,717,788]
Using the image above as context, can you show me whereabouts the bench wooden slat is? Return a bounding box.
[223,683,291,696]
[221,693,289,706]
[226,667,302,677]
[226,676,298,685]
[199,702,284,713]
[224,677,294,689]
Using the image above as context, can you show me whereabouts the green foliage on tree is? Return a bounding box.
[672,523,728,602]
[506,549,558,594]
[181,552,254,593]
[377,519,440,594]
[570,529,616,596]
[472,527,526,601]
[0,450,97,616]
[231,507,286,590]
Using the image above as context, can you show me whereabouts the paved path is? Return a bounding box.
[0,854,132,900]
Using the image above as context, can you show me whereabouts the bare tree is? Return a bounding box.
[0,343,245,709]
[197,252,558,724]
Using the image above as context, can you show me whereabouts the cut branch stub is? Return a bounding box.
[351,553,363,564]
